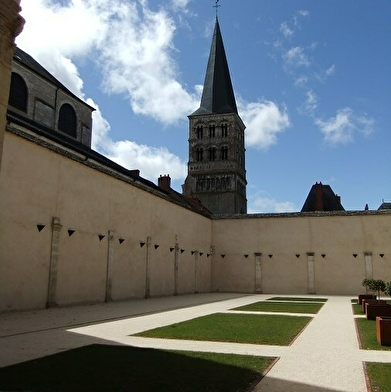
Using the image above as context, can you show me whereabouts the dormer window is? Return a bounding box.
[58,103,77,137]
[9,72,28,112]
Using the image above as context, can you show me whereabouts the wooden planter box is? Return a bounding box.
[366,303,391,320]
[362,299,387,313]
[358,294,376,305]
[376,316,391,346]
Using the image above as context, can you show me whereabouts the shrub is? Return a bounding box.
[362,279,386,301]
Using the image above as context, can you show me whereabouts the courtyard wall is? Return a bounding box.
[0,130,212,311]
[211,213,391,295]
[2,127,391,311]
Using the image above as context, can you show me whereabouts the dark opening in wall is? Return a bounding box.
[58,103,77,137]
[9,73,28,112]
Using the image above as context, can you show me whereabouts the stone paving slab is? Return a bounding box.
[2,293,391,391]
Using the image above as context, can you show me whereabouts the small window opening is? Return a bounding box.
[9,73,28,112]
[58,103,77,137]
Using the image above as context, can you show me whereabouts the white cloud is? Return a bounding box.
[17,0,198,125]
[297,10,309,17]
[280,22,293,39]
[279,10,309,38]
[315,108,375,145]
[283,47,310,68]
[299,90,318,115]
[294,75,308,87]
[326,64,336,76]
[239,100,290,150]
[15,0,292,179]
[171,0,191,11]
[89,99,186,181]
[17,0,191,181]
[248,192,297,213]
[105,140,186,181]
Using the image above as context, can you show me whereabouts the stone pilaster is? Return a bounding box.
[254,252,262,293]
[145,236,152,298]
[307,252,315,294]
[174,242,179,296]
[364,252,373,280]
[194,251,199,294]
[105,230,114,302]
[47,217,62,308]
[0,0,24,170]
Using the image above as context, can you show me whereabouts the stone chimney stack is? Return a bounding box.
[158,175,171,192]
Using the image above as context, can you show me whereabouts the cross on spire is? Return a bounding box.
[213,0,221,18]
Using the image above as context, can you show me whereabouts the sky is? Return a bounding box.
[16,0,391,213]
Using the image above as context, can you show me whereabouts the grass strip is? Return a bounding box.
[352,303,365,315]
[0,344,276,392]
[366,362,391,392]
[355,318,391,351]
[268,297,327,302]
[136,313,312,346]
[233,301,324,314]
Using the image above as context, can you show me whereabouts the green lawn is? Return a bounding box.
[233,301,324,314]
[366,362,391,392]
[136,313,312,346]
[352,303,365,315]
[0,344,276,392]
[355,318,391,351]
[268,297,328,302]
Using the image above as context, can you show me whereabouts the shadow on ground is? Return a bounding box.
[0,344,274,392]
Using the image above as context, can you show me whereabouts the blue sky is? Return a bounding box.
[17,0,391,212]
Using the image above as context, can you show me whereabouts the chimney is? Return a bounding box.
[158,175,171,191]
[314,182,324,211]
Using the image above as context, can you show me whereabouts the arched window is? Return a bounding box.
[196,148,203,162]
[8,72,28,112]
[58,103,77,137]
[221,146,229,160]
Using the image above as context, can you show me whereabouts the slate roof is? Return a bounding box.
[13,46,94,110]
[190,18,238,116]
[378,202,391,210]
[301,183,345,212]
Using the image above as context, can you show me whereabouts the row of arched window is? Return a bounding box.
[195,146,229,162]
[195,123,229,139]
[196,176,232,192]
[8,72,78,138]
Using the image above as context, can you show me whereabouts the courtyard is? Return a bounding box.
[1,293,391,391]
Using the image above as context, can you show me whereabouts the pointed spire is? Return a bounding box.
[191,18,238,116]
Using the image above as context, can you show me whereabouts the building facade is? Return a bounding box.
[183,19,247,214]
[1,17,391,312]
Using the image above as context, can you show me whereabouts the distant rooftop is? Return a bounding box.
[378,202,391,210]
[301,182,345,212]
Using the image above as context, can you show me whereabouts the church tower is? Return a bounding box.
[183,18,247,214]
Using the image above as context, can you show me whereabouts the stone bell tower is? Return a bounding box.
[183,18,247,214]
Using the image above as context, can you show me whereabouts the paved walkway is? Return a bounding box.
[1,293,391,391]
